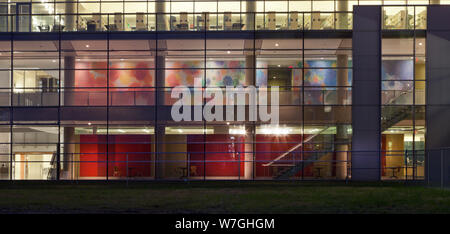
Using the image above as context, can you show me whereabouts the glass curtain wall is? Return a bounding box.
[0,0,432,32]
[0,34,354,180]
[381,7,426,180]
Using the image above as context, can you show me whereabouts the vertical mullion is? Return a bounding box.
[106,27,110,181]
[9,36,13,181]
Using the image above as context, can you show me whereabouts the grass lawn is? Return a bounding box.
[0,181,449,214]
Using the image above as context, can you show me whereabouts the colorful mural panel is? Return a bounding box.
[75,61,154,88]
[381,60,414,91]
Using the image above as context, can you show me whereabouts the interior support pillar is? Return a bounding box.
[430,0,440,4]
[63,127,75,179]
[65,0,76,31]
[155,54,166,179]
[63,55,76,179]
[246,0,256,30]
[337,0,349,29]
[336,54,349,180]
[156,0,167,31]
[244,54,255,180]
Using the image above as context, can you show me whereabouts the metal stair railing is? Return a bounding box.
[262,127,330,167]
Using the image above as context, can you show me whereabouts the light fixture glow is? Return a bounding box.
[260,126,292,135]
[229,128,246,135]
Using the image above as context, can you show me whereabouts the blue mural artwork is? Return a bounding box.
[381,60,414,91]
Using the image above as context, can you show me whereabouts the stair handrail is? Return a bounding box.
[262,126,329,167]
[47,153,57,179]
[385,89,412,105]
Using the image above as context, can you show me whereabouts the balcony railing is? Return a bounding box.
[0,6,429,33]
[0,87,352,107]
[0,11,354,33]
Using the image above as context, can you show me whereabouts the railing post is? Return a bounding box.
[187,153,190,183]
[126,153,129,187]
[427,150,430,186]
[441,149,444,189]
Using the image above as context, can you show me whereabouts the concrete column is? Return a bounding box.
[65,0,76,31]
[63,55,76,179]
[155,125,165,179]
[336,54,349,180]
[244,54,255,180]
[246,0,256,30]
[156,55,166,106]
[337,0,349,30]
[156,0,167,31]
[63,56,75,105]
[244,125,254,180]
[155,54,166,179]
[63,127,75,179]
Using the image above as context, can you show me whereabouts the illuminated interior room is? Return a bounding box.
[1,0,449,184]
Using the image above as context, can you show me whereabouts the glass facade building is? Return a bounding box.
[0,0,445,182]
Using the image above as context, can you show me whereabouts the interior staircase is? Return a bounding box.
[381,90,413,131]
[265,91,414,179]
[261,127,331,179]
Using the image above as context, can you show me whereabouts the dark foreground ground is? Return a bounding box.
[0,181,449,214]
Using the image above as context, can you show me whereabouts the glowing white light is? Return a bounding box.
[260,127,292,135]
[229,128,246,135]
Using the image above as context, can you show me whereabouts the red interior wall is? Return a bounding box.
[80,135,152,177]
[188,134,245,177]
[80,135,107,177]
